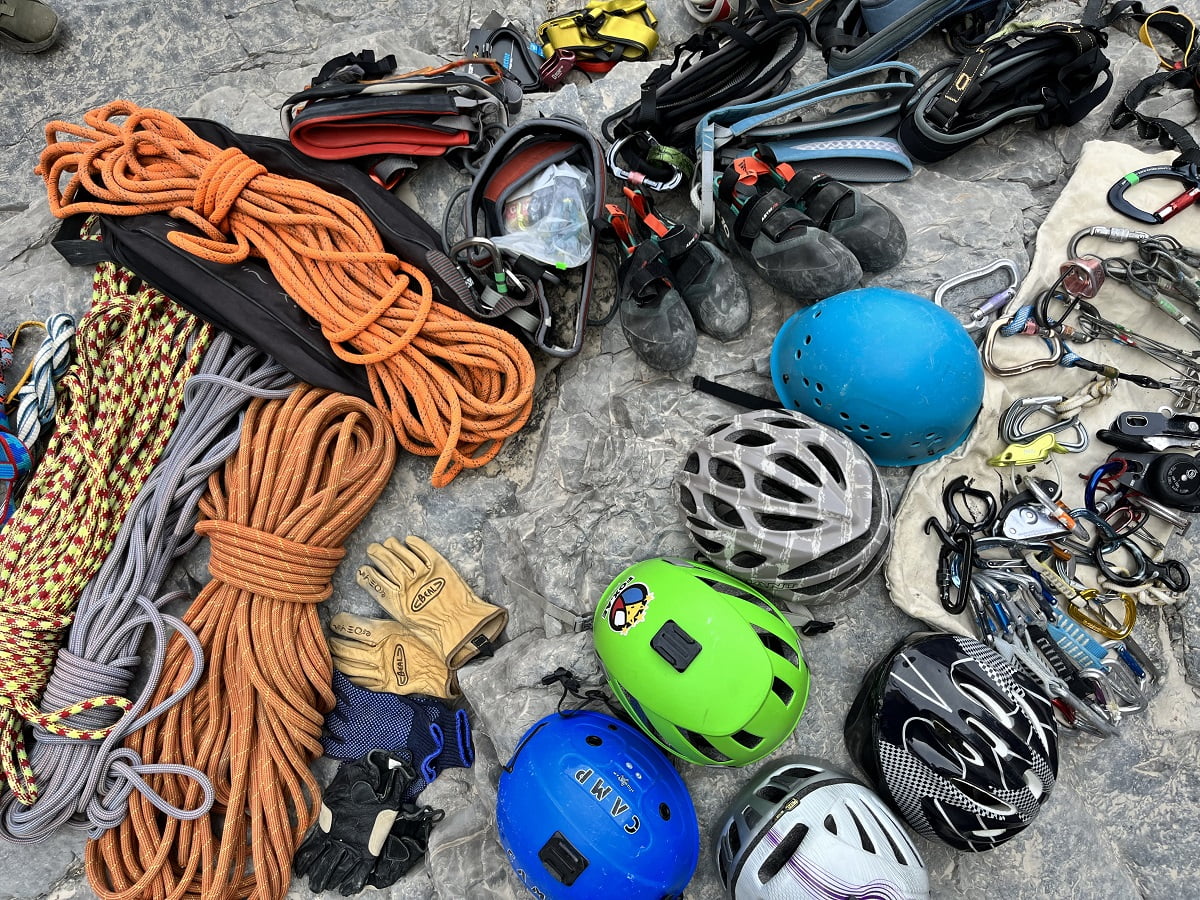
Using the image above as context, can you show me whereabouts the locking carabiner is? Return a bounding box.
[1107,163,1200,225]
[605,133,686,191]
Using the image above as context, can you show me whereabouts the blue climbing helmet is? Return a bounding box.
[769,287,984,466]
[496,710,700,899]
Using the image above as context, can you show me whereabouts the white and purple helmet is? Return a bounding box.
[713,755,929,900]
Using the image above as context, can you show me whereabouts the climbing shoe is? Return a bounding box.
[606,205,697,370]
[760,159,907,273]
[715,161,862,302]
[0,0,59,53]
[624,187,751,341]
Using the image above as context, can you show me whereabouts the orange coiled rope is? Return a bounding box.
[36,100,535,487]
[85,385,395,900]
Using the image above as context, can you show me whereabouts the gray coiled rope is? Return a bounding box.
[0,331,295,841]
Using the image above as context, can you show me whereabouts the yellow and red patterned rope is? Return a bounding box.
[0,262,210,804]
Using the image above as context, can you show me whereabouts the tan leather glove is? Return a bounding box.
[328,612,459,700]
[356,536,508,669]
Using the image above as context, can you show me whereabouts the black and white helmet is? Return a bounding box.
[714,755,929,900]
[844,632,1060,853]
[675,409,891,606]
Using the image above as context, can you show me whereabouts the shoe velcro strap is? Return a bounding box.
[778,171,856,230]
[619,240,676,306]
[732,189,806,245]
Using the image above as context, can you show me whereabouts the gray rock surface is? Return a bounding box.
[1,0,1199,898]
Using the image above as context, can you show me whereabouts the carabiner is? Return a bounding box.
[932,258,1020,331]
[1107,163,1200,225]
[605,133,685,191]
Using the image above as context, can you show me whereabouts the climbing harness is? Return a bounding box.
[804,0,1018,77]
[85,385,395,900]
[0,333,294,842]
[602,0,808,158]
[38,101,536,488]
[897,21,1113,164]
[537,0,659,72]
[282,54,521,184]
[0,263,211,806]
[452,116,605,358]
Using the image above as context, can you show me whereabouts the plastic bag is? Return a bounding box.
[492,162,594,268]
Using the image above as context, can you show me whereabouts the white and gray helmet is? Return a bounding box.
[714,755,929,900]
[675,409,891,605]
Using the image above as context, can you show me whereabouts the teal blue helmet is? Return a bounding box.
[770,287,984,466]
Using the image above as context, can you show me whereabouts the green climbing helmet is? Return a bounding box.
[592,557,810,767]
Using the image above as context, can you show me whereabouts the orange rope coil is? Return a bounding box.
[85,385,396,900]
[36,100,536,487]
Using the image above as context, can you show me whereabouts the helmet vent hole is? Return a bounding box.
[753,625,799,668]
[848,807,876,854]
[704,494,745,528]
[758,475,813,504]
[839,411,850,420]
[585,735,602,746]
[762,416,804,429]
[815,382,824,392]
[731,729,764,750]
[659,803,671,821]
[801,377,810,387]
[773,454,820,486]
[759,512,821,532]
[684,451,701,474]
[754,783,788,804]
[794,349,802,359]
[711,458,747,488]
[823,813,837,834]
[701,577,772,612]
[679,727,732,763]
[782,764,822,779]
[690,531,724,555]
[728,428,774,448]
[859,423,870,431]
[678,486,697,515]
[880,431,892,438]
[804,334,812,345]
[813,397,823,407]
[731,550,767,569]
[807,444,845,487]
[771,676,795,706]
[756,823,809,884]
[866,805,913,865]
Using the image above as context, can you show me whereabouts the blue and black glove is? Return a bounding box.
[292,750,415,895]
[323,671,474,799]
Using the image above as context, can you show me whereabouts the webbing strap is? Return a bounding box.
[538,0,659,63]
[1110,61,1200,163]
[694,61,917,231]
